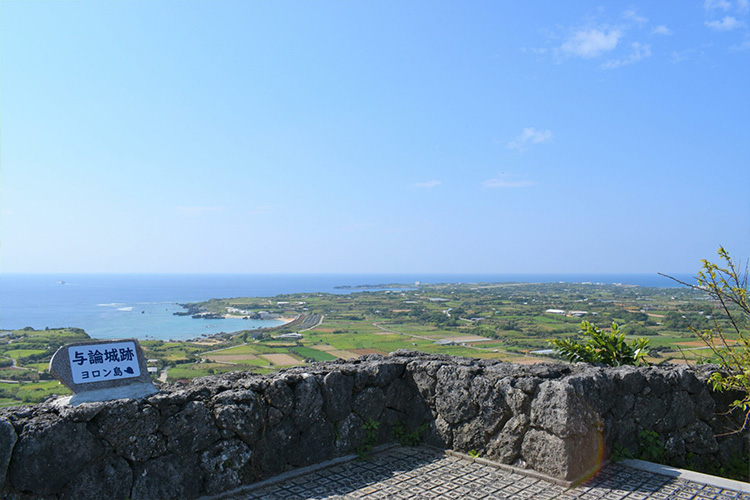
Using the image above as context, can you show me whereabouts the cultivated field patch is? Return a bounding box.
[350,348,388,356]
[442,335,490,343]
[260,353,301,365]
[310,344,337,351]
[205,354,259,362]
[509,356,549,365]
[329,350,358,360]
[209,344,260,355]
[676,339,737,347]
[290,346,338,362]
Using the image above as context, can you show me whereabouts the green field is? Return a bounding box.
[0,280,740,400]
[290,346,338,362]
[5,349,47,360]
[167,362,239,380]
[167,361,275,380]
[25,362,50,372]
[206,344,261,355]
[0,379,70,404]
[225,357,270,367]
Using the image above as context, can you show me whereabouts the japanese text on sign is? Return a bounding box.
[68,341,141,384]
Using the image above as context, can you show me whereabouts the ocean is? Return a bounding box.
[0,273,693,341]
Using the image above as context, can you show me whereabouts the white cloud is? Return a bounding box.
[705,0,733,10]
[706,0,749,11]
[601,42,652,69]
[730,36,750,50]
[652,25,673,35]
[175,206,224,216]
[705,16,744,30]
[507,128,553,151]
[413,180,441,189]
[622,9,648,25]
[560,29,622,58]
[482,178,534,189]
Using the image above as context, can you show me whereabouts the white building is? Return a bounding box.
[545,309,566,315]
[276,332,303,339]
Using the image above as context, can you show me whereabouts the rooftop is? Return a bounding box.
[216,446,750,500]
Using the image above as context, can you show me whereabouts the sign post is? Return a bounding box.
[49,339,158,406]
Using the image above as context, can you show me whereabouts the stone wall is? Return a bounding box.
[0,351,746,499]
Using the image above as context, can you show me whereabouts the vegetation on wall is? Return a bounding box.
[549,321,650,366]
[662,246,750,432]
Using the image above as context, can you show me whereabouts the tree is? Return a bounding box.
[549,321,650,366]
[622,323,657,337]
[661,246,750,432]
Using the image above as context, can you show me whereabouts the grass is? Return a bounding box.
[5,349,46,359]
[26,362,50,372]
[0,284,726,393]
[206,344,262,355]
[290,346,338,361]
[168,362,245,380]
[208,343,303,355]
[422,345,506,359]
[472,341,508,349]
[225,358,270,367]
[312,332,411,351]
[142,341,212,361]
[0,367,40,381]
[3,380,71,404]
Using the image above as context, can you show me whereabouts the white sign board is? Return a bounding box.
[68,341,141,384]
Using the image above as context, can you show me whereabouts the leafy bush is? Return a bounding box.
[392,422,429,447]
[621,324,657,336]
[662,246,750,433]
[549,321,650,366]
[611,430,664,463]
[356,418,380,460]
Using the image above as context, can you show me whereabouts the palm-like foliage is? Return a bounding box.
[550,321,650,367]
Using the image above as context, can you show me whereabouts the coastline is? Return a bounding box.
[178,314,300,343]
[222,314,299,325]
[0,273,696,342]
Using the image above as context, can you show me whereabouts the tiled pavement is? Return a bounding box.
[224,446,750,500]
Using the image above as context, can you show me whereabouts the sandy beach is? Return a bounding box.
[223,314,299,326]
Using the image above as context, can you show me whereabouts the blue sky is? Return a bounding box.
[1,1,748,274]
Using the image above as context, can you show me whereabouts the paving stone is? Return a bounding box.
[220,446,748,500]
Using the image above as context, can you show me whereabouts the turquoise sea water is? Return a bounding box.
[0,273,692,341]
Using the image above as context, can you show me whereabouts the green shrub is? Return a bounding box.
[662,246,750,433]
[356,419,380,460]
[392,422,429,447]
[549,321,649,366]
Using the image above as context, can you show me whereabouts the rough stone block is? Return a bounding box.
[9,416,103,495]
[521,427,603,481]
[131,454,202,500]
[321,371,353,421]
[0,417,17,491]
[60,455,132,500]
